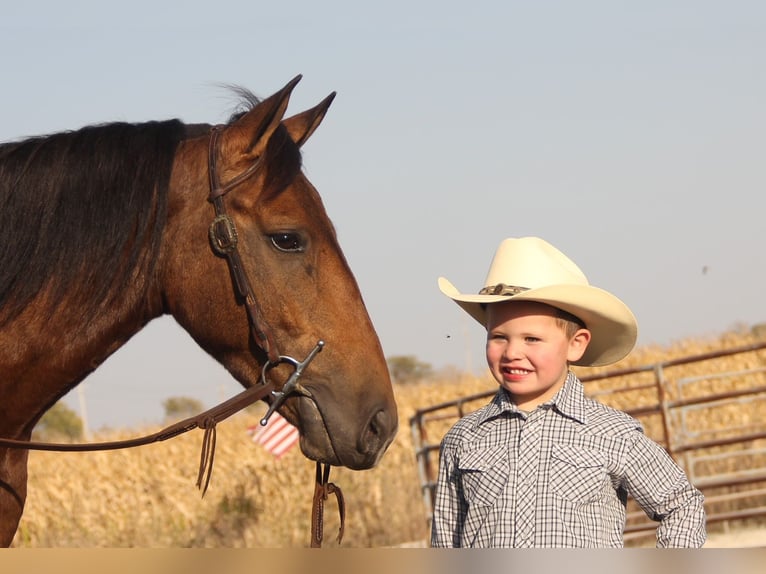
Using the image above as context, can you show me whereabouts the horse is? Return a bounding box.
[0,76,398,546]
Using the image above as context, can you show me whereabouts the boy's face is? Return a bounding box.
[485,300,591,411]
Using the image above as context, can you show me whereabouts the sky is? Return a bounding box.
[2,1,765,431]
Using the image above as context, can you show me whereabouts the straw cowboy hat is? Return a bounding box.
[438,237,637,366]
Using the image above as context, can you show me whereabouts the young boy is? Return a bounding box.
[430,237,706,548]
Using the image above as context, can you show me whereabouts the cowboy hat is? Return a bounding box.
[438,237,637,366]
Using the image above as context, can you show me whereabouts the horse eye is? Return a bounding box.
[269,232,305,253]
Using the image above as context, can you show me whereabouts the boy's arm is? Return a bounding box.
[623,432,706,548]
[430,441,465,547]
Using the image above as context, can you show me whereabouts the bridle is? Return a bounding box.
[207,124,318,424]
[207,124,280,365]
[207,125,344,546]
[0,124,345,547]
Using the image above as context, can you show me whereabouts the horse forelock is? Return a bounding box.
[0,120,186,324]
[222,87,304,203]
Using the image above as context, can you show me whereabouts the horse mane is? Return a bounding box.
[0,89,303,326]
[0,119,187,324]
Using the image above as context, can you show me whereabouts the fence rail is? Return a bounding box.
[409,341,766,545]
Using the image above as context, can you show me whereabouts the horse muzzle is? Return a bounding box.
[295,393,397,470]
[259,340,397,470]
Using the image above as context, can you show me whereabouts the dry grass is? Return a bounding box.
[12,327,766,547]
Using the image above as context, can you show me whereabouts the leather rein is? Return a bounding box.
[0,125,344,547]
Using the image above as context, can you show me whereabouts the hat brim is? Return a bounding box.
[438,277,637,367]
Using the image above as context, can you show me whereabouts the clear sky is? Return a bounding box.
[3,1,765,431]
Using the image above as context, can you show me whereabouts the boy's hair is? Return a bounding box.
[554,308,587,339]
[482,300,587,339]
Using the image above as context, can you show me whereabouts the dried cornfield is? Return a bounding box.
[12,327,766,547]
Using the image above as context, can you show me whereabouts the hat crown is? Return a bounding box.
[484,237,588,291]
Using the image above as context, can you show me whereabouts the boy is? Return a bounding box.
[430,237,706,548]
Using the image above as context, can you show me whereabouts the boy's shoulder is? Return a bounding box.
[447,402,490,432]
[561,373,643,435]
[440,398,498,446]
[581,394,643,435]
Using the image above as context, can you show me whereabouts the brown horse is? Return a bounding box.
[0,76,398,546]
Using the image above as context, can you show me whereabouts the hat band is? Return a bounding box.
[478,283,529,296]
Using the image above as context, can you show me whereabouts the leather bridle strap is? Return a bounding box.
[207,125,280,364]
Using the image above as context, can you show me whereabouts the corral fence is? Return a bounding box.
[409,341,766,545]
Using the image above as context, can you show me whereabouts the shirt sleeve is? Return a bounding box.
[622,431,707,548]
[430,438,466,547]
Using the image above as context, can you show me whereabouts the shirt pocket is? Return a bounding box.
[457,445,510,508]
[550,444,608,504]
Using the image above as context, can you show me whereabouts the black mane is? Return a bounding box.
[0,119,187,324]
[0,90,304,326]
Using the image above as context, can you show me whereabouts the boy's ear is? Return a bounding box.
[567,329,592,363]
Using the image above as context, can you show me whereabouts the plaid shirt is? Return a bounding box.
[430,372,706,548]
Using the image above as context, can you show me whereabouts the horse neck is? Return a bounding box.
[0,278,163,436]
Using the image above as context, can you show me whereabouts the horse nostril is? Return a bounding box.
[369,410,382,437]
[372,408,392,437]
[359,408,396,457]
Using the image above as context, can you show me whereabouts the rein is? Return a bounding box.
[0,125,345,547]
[0,379,277,494]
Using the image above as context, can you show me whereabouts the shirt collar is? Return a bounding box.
[476,371,588,426]
[552,371,588,424]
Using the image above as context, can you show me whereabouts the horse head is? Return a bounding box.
[161,77,398,469]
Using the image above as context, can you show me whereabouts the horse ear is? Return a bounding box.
[282,92,336,148]
[227,75,303,157]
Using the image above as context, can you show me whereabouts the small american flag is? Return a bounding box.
[247,412,299,458]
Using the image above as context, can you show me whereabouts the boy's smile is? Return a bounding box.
[501,366,533,382]
[485,300,590,411]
